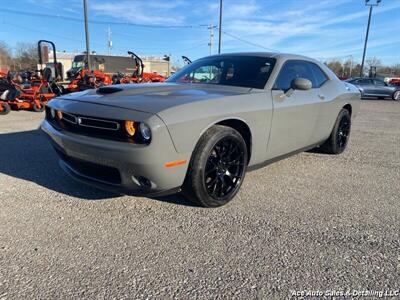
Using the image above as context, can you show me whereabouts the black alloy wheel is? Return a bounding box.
[204,137,246,201]
[182,125,248,207]
[337,115,351,151]
[320,108,351,155]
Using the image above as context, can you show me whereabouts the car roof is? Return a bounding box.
[205,52,320,62]
[349,77,385,82]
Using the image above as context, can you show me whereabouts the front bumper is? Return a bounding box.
[41,119,190,196]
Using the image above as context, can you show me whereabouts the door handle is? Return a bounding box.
[318,94,325,100]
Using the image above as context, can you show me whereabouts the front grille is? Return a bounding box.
[55,148,121,184]
[45,107,142,143]
[78,116,120,131]
[62,112,78,124]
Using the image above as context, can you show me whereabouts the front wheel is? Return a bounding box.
[32,100,45,112]
[0,102,11,115]
[392,91,400,101]
[319,108,351,154]
[182,125,248,207]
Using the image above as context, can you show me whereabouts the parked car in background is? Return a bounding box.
[42,53,360,207]
[345,77,400,101]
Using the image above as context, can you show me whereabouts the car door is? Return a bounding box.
[306,62,335,143]
[373,79,393,98]
[266,60,319,159]
[356,79,375,96]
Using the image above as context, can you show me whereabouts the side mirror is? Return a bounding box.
[284,78,312,97]
[291,78,312,90]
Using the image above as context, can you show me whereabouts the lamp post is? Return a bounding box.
[218,0,223,54]
[360,0,381,77]
[83,0,91,70]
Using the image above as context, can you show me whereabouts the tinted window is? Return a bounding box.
[274,60,314,91]
[167,56,276,89]
[374,80,385,86]
[357,79,373,85]
[308,62,328,87]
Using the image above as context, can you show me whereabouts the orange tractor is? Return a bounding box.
[0,40,64,113]
[0,72,9,115]
[67,68,113,92]
[0,76,11,115]
[112,51,166,84]
[182,56,192,65]
[0,100,10,115]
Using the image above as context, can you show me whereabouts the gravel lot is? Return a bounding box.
[0,100,399,299]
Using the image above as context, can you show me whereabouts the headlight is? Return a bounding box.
[50,108,56,118]
[124,120,136,137]
[139,122,151,141]
[56,110,63,120]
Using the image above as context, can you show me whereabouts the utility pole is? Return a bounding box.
[83,0,91,70]
[360,0,381,77]
[208,23,215,55]
[218,0,223,54]
[107,26,112,55]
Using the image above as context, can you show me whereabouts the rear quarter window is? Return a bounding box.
[308,62,329,88]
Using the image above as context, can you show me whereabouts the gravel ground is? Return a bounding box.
[0,100,399,299]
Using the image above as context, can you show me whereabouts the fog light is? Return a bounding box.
[124,120,136,137]
[138,176,151,188]
[139,123,151,141]
[133,176,152,188]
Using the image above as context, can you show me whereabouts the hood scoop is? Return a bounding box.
[97,86,123,95]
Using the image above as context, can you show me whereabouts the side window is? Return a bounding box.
[181,65,222,83]
[274,60,314,91]
[357,79,372,85]
[308,62,328,88]
[374,80,385,86]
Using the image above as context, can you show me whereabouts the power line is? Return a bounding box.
[222,31,279,52]
[0,8,207,29]
[3,21,87,44]
[3,20,208,57]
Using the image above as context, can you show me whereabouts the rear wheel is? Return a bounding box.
[393,91,400,101]
[32,100,45,112]
[182,125,248,207]
[0,102,11,115]
[320,108,351,154]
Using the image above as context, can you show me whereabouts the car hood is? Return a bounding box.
[58,83,253,114]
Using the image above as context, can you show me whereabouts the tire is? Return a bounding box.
[182,125,248,207]
[32,100,45,112]
[393,91,400,101]
[320,108,351,154]
[0,102,11,115]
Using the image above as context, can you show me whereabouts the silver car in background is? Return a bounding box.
[41,53,360,207]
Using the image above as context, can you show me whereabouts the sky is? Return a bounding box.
[0,0,399,66]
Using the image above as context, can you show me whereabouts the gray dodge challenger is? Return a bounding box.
[41,53,360,207]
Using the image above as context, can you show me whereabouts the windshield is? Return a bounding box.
[72,61,85,68]
[167,56,276,89]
